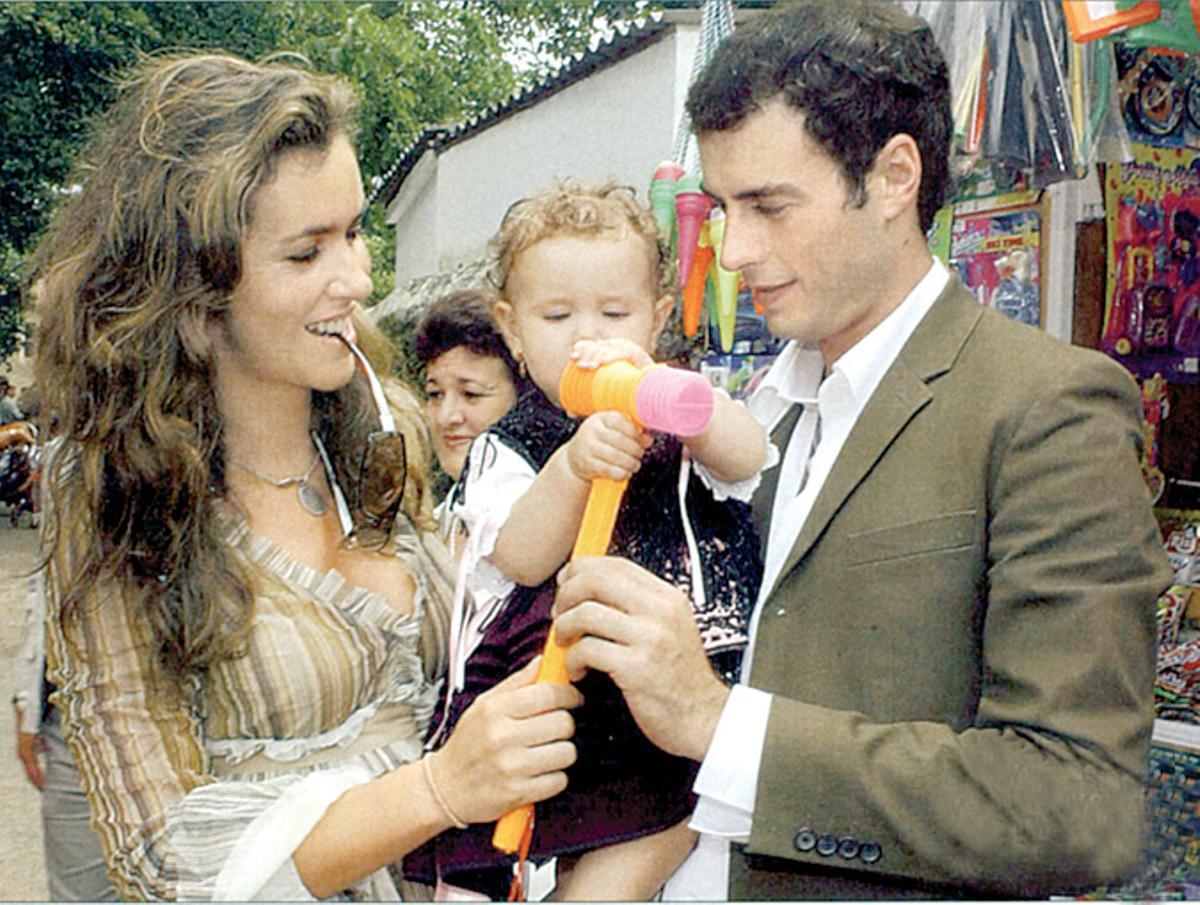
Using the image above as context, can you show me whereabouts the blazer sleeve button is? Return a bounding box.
[793,828,817,852]
[860,841,883,864]
[837,836,860,860]
[815,834,838,857]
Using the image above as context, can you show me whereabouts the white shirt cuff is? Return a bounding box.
[689,684,772,842]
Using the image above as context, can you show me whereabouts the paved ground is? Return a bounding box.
[0,515,49,900]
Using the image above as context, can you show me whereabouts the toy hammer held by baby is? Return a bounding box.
[491,358,715,855]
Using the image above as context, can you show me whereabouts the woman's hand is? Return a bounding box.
[17,729,46,790]
[566,412,651,484]
[433,658,580,824]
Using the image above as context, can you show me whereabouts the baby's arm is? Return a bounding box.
[682,388,766,482]
[488,413,649,587]
[552,819,696,901]
[572,338,766,483]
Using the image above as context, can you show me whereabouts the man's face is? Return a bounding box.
[698,96,898,366]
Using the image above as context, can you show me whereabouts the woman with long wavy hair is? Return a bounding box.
[31,52,577,901]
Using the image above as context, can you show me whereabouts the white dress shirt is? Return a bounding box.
[667,260,949,899]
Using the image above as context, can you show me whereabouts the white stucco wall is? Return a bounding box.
[385,25,698,291]
[389,152,440,284]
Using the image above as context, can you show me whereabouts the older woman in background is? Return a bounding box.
[414,290,520,484]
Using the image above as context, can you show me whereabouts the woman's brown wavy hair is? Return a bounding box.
[32,52,439,679]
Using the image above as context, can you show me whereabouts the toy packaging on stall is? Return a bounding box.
[1116,46,1200,148]
[1154,510,1200,728]
[949,201,1044,328]
[697,290,784,399]
[1157,583,1200,723]
[699,351,778,401]
[1103,144,1200,379]
[1161,508,1200,585]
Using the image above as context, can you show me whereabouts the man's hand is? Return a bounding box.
[17,730,46,790]
[553,557,730,762]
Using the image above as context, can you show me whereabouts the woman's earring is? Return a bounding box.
[517,353,527,379]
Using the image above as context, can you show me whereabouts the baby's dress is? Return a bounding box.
[406,383,762,896]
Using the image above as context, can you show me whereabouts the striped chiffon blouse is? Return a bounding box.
[44,513,453,901]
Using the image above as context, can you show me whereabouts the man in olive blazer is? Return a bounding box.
[727,276,1168,897]
[554,1,1173,899]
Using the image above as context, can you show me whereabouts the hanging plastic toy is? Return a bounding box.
[706,209,740,351]
[646,0,738,351]
[649,160,684,239]
[674,172,711,292]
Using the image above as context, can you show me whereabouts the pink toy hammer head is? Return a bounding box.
[634,366,714,437]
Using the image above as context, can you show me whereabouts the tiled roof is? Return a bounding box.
[369,17,673,207]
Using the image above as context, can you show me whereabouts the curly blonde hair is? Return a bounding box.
[33,52,437,678]
[487,181,673,303]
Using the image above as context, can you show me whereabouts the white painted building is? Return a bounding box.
[371,13,711,317]
[370,4,1095,342]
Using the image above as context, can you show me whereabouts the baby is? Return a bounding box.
[407,182,765,900]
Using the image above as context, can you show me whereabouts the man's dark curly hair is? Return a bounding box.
[686,0,952,233]
[413,289,520,385]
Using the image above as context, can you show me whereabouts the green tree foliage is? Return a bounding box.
[0,0,647,361]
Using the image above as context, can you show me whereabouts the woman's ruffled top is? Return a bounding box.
[44,507,452,901]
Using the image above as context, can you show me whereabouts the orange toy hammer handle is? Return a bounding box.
[570,475,628,558]
[491,474,630,854]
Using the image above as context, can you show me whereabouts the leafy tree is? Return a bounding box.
[0,1,649,361]
[0,2,279,360]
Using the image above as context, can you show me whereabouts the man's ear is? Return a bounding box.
[493,299,522,360]
[873,133,922,224]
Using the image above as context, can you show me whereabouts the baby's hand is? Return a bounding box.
[567,412,652,482]
[571,338,655,371]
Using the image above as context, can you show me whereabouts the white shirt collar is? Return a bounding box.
[755,341,823,407]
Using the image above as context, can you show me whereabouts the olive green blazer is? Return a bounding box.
[735,279,1173,899]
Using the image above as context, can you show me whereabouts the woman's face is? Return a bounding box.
[424,346,517,480]
[210,134,372,408]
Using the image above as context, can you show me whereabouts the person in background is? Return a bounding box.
[553,1,1173,899]
[31,51,577,900]
[0,376,24,424]
[413,289,521,546]
[13,572,116,901]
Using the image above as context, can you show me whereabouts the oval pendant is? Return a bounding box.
[298,481,327,517]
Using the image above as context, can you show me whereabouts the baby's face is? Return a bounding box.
[497,233,670,406]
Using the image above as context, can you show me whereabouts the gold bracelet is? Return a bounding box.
[422,753,468,830]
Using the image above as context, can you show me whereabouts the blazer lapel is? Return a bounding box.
[762,279,983,601]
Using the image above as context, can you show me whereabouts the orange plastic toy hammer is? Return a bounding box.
[492,358,713,855]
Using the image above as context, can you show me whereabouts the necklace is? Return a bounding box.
[229,451,327,517]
